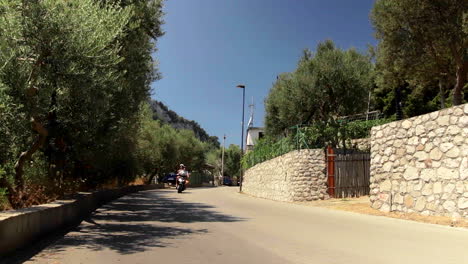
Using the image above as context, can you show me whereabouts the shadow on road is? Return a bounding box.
[3,189,244,263]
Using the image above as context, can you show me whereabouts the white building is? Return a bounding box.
[246,127,264,152]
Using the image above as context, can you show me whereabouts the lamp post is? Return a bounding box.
[236,84,246,192]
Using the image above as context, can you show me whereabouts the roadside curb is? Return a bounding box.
[0,184,164,257]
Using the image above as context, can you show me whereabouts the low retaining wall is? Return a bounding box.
[243,149,328,202]
[0,184,164,257]
[370,104,468,218]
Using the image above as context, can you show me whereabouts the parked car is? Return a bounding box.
[223,176,233,186]
[162,173,177,185]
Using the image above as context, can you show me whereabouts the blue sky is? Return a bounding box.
[151,0,377,147]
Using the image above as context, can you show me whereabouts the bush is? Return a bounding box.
[0,167,10,210]
[342,118,394,139]
[242,137,295,169]
[243,118,393,169]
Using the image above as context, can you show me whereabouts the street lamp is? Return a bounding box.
[236,84,245,192]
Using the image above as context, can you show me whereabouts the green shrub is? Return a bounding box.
[343,118,394,139]
[242,137,295,169]
[0,167,9,210]
[243,118,393,169]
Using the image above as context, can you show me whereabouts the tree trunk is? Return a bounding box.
[453,61,467,106]
[438,79,445,109]
[12,118,48,206]
[147,169,158,185]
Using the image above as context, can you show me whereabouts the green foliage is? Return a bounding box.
[243,119,393,169]
[242,137,295,169]
[342,119,394,139]
[265,40,374,137]
[135,103,219,182]
[224,145,242,178]
[0,0,165,207]
[0,166,11,209]
[371,0,468,106]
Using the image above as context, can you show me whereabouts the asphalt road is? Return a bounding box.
[7,187,468,264]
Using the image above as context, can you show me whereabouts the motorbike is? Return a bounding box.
[176,176,187,193]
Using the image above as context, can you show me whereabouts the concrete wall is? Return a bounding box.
[369,104,468,218]
[0,184,163,257]
[243,149,328,202]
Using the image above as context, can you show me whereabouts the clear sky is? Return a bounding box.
[151,0,378,147]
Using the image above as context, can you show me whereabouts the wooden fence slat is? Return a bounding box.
[331,150,370,198]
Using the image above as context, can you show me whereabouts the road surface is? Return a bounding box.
[6,187,468,264]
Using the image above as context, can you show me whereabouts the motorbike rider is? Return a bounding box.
[176,164,190,188]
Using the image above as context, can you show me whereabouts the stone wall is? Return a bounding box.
[0,184,164,257]
[242,149,328,202]
[370,104,468,218]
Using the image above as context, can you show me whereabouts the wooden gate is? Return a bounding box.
[327,147,370,198]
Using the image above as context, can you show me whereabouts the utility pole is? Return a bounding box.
[221,134,226,186]
[236,85,246,192]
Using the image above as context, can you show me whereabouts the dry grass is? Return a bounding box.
[128,177,147,186]
[298,196,468,228]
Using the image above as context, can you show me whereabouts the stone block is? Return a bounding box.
[426,201,437,211]
[439,142,454,153]
[406,145,416,154]
[453,135,465,145]
[380,203,391,212]
[443,158,461,169]
[455,182,464,194]
[380,180,392,192]
[399,182,407,193]
[378,193,390,202]
[401,120,412,129]
[382,162,392,172]
[394,193,404,204]
[443,183,456,193]
[415,125,425,136]
[408,137,419,146]
[424,143,434,153]
[437,167,459,180]
[453,107,464,116]
[429,148,443,160]
[435,127,447,136]
[384,147,393,156]
[394,140,404,148]
[458,198,468,209]
[429,111,439,120]
[449,116,459,125]
[413,181,423,191]
[404,195,414,208]
[414,151,428,161]
[437,115,450,126]
[442,201,456,213]
[375,130,383,138]
[460,116,468,126]
[403,167,419,180]
[421,183,433,196]
[445,146,460,158]
[372,200,383,209]
[396,148,406,156]
[425,120,438,131]
[414,197,427,211]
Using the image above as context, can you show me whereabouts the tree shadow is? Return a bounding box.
[2,189,245,263]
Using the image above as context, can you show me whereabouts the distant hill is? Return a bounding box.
[149,100,220,148]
